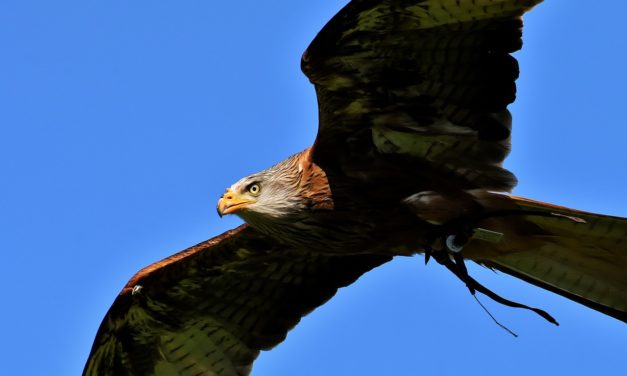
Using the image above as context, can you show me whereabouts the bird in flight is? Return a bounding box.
[84,1,627,375]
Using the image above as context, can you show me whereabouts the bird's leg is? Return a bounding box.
[407,190,482,266]
[441,225,476,294]
[424,218,478,292]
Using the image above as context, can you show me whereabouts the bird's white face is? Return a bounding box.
[217,156,306,221]
[217,176,263,217]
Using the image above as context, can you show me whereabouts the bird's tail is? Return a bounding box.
[463,194,627,322]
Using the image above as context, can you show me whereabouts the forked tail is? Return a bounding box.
[463,194,627,322]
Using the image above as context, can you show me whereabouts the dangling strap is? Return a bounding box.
[422,207,578,326]
[429,248,559,326]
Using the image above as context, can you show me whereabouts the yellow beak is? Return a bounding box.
[217,188,256,217]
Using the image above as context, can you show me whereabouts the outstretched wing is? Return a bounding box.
[83,225,390,376]
[303,0,542,191]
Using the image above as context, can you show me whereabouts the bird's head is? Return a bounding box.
[217,152,307,221]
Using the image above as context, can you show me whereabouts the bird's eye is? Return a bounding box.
[247,183,261,195]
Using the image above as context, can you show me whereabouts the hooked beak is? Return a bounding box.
[217,188,256,217]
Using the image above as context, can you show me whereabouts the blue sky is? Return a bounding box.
[2,0,626,375]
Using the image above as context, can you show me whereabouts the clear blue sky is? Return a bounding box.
[2,1,626,375]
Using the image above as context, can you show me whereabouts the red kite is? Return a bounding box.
[84,1,627,375]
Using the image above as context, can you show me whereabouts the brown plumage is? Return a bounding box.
[83,226,389,375]
[85,1,627,375]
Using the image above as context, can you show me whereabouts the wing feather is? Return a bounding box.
[83,225,390,375]
[303,0,543,191]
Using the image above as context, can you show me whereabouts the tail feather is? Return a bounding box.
[465,194,627,322]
